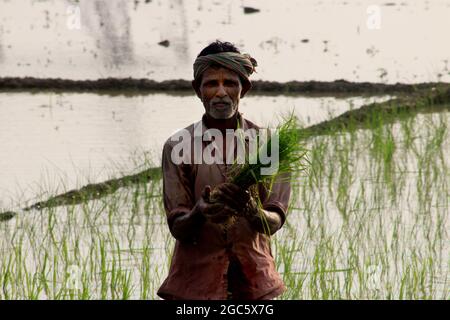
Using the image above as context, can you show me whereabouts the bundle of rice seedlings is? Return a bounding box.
[229,114,308,190]
[209,114,308,225]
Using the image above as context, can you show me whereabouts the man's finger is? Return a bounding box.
[243,198,260,218]
[218,183,250,204]
[202,185,211,202]
[224,186,250,208]
[209,206,238,224]
[210,214,230,224]
[217,183,241,195]
[212,190,242,210]
[204,202,224,216]
[221,205,238,216]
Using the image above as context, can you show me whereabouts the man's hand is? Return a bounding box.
[170,185,238,242]
[241,195,261,220]
[209,183,251,213]
[208,182,262,222]
[194,185,238,224]
[172,183,282,241]
[212,183,283,235]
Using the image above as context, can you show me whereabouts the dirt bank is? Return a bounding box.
[303,85,450,136]
[0,77,448,95]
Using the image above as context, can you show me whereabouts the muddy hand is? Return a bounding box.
[242,196,261,220]
[210,183,250,213]
[200,185,237,224]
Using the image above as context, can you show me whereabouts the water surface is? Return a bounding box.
[0,0,449,83]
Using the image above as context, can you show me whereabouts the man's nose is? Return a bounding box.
[215,84,227,97]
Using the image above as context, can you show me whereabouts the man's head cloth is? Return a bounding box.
[193,52,257,90]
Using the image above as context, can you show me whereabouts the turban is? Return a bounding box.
[193,52,257,88]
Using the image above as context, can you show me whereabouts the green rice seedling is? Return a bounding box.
[227,115,308,190]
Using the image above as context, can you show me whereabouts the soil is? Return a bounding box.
[0,77,447,95]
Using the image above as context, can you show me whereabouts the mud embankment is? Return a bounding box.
[25,167,162,211]
[303,85,450,136]
[0,167,161,221]
[0,77,447,95]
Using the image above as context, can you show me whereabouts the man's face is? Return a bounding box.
[196,67,243,120]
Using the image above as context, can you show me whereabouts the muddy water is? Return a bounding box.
[0,0,449,83]
[0,92,392,206]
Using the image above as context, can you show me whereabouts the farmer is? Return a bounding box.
[157,40,291,300]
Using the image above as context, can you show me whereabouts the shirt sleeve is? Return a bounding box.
[258,172,291,228]
[161,140,195,232]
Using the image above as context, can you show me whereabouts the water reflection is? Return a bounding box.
[0,0,448,82]
[0,25,4,63]
[81,0,135,68]
[162,0,190,64]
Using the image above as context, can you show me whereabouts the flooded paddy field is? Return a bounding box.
[0,0,449,300]
[0,92,448,299]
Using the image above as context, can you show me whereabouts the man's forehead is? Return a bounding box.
[201,66,240,81]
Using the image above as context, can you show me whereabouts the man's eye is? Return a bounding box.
[225,81,238,86]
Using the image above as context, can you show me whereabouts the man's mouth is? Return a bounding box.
[213,103,230,108]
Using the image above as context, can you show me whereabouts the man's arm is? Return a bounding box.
[245,206,283,236]
[169,207,205,243]
[162,140,200,242]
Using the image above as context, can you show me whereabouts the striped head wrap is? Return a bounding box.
[193,52,257,88]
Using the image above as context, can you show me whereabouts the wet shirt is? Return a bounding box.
[157,114,291,300]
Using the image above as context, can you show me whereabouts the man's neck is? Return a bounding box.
[203,112,239,133]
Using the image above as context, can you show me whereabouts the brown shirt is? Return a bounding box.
[157,114,291,300]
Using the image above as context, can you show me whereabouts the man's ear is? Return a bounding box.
[192,80,201,99]
[240,81,252,98]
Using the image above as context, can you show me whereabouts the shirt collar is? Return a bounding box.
[198,112,250,140]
